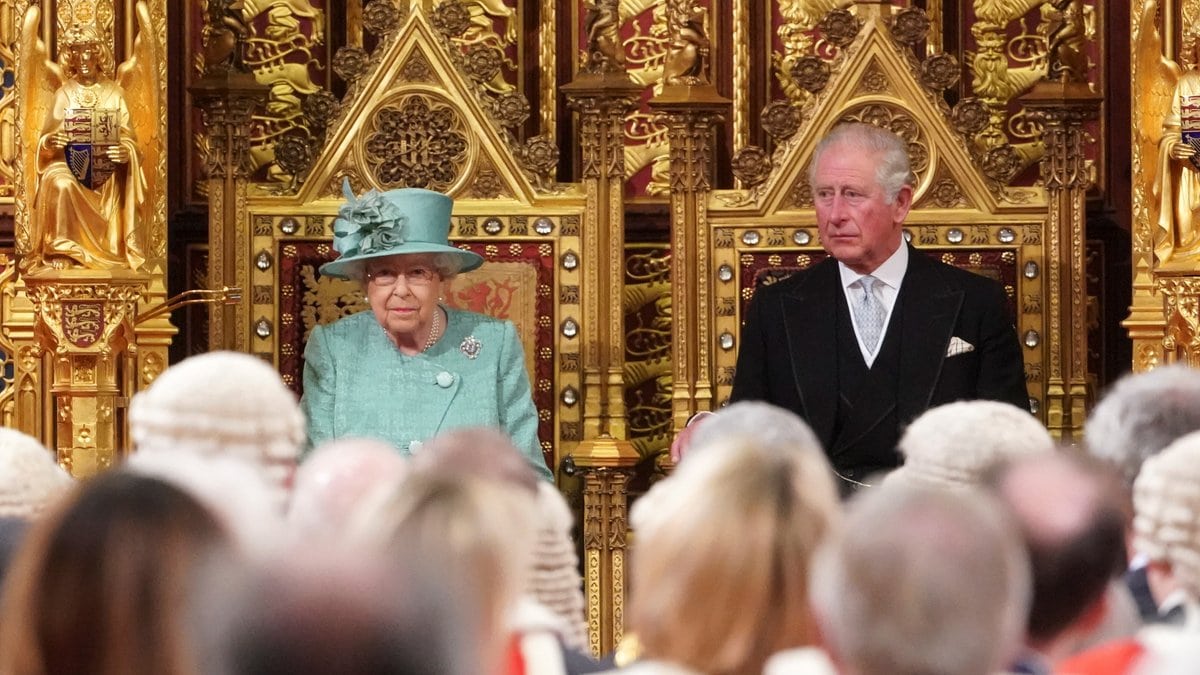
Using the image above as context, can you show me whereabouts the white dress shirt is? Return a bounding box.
[838,244,908,367]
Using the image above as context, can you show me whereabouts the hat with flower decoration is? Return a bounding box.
[319,180,484,280]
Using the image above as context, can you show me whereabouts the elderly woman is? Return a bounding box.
[302,183,551,480]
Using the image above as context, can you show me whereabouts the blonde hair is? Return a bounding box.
[355,474,537,667]
[629,438,839,675]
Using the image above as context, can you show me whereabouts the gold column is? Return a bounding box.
[1125,0,1167,373]
[22,270,148,477]
[650,84,728,435]
[190,71,268,351]
[1021,79,1101,439]
[561,0,641,656]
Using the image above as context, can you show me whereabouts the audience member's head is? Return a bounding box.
[629,436,840,674]
[688,400,823,457]
[988,453,1128,654]
[414,427,539,495]
[126,450,283,557]
[0,428,72,520]
[0,471,232,673]
[1086,364,1200,484]
[288,437,408,542]
[356,472,537,670]
[415,427,586,650]
[643,402,826,528]
[810,485,1030,675]
[0,518,28,589]
[887,400,1054,490]
[1131,430,1200,607]
[196,551,477,675]
[129,351,305,505]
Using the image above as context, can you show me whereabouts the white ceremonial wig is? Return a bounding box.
[887,400,1054,490]
[128,351,305,504]
[0,428,73,519]
[1132,430,1200,599]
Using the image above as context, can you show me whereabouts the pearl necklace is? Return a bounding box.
[422,305,443,352]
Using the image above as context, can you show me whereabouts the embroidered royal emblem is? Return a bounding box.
[460,335,482,359]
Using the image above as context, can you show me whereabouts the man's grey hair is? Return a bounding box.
[1085,364,1200,484]
[807,122,915,203]
[689,401,824,458]
[810,485,1030,675]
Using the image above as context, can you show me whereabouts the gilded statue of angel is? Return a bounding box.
[16,1,162,271]
[1135,0,1200,266]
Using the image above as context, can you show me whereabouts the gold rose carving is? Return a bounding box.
[774,0,851,104]
[363,95,470,191]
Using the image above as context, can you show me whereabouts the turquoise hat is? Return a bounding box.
[319,180,484,280]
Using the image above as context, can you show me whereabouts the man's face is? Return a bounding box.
[813,143,913,275]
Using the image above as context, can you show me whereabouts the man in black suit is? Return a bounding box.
[731,122,1028,492]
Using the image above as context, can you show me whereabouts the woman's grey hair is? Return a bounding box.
[1085,364,1200,485]
[807,122,914,203]
[690,401,823,458]
[351,252,463,284]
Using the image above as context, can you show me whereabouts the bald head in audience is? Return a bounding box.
[288,438,408,542]
[988,453,1128,664]
[810,485,1030,675]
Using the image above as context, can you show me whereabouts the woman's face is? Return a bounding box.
[364,254,444,346]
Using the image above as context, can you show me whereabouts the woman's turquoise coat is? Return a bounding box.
[300,307,552,480]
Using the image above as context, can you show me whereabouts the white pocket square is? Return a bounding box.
[946,337,975,357]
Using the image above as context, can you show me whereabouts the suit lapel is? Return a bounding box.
[897,250,962,422]
[781,260,839,446]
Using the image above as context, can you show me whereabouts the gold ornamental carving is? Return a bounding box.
[24,270,149,478]
[1128,0,1200,371]
[662,0,711,87]
[363,94,470,190]
[581,0,627,75]
[1158,277,1200,366]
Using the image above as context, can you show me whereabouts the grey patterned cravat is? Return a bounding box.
[854,275,886,352]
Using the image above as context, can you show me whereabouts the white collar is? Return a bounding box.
[837,241,908,290]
